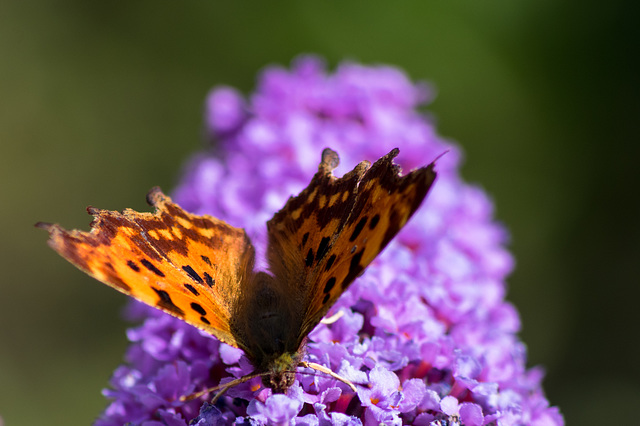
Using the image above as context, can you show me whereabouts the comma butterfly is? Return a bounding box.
[37,148,437,400]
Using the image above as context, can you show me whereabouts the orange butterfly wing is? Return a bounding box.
[266,149,363,302]
[266,148,437,345]
[37,187,255,351]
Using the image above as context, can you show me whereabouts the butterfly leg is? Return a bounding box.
[180,372,264,404]
[299,361,358,392]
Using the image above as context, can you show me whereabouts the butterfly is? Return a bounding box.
[37,148,437,400]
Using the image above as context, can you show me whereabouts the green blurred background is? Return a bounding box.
[1,1,638,424]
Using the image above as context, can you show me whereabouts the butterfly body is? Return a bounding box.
[233,271,304,392]
[38,148,437,397]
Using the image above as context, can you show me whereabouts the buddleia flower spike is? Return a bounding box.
[39,56,563,426]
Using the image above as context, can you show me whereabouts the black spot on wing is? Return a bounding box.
[305,248,314,267]
[141,259,165,277]
[349,216,368,242]
[323,277,336,294]
[322,293,330,304]
[190,302,206,316]
[152,287,184,316]
[369,214,380,230]
[380,209,403,253]
[340,249,364,290]
[127,260,140,272]
[182,265,203,284]
[203,272,214,287]
[200,316,211,325]
[201,255,212,266]
[325,254,337,271]
[184,283,200,296]
[316,236,331,262]
[301,232,309,248]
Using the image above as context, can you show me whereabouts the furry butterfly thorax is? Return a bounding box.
[38,148,438,398]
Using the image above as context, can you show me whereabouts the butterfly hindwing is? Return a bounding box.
[266,149,437,345]
[37,187,255,350]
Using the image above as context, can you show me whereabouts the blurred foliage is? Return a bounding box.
[1,1,638,424]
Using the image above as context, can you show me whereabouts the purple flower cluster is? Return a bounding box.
[95,57,563,425]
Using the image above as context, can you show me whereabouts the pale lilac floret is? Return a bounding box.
[94,56,563,425]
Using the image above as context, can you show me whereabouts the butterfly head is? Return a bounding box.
[263,352,300,393]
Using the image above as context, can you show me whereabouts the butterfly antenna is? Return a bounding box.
[180,371,266,404]
[298,361,358,392]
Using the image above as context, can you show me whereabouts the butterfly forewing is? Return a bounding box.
[266,149,367,303]
[37,187,255,350]
[300,150,437,336]
[266,149,437,345]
